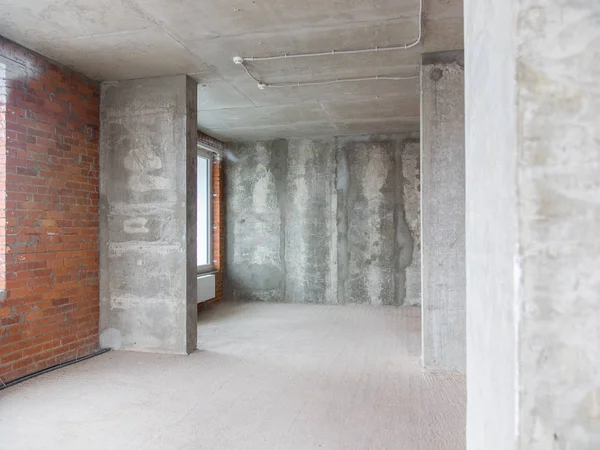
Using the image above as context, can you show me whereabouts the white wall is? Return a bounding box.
[466,0,600,448]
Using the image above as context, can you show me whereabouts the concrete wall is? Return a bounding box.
[466,0,600,448]
[99,75,198,354]
[286,139,337,304]
[402,142,421,306]
[421,55,465,372]
[225,135,420,306]
[465,0,517,445]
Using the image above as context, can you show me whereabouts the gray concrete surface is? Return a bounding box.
[225,141,287,303]
[466,1,600,449]
[0,302,466,450]
[226,135,421,306]
[99,75,198,354]
[286,139,337,304]
[464,1,516,446]
[0,0,463,141]
[402,142,421,306]
[420,55,465,372]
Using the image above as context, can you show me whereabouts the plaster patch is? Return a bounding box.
[252,168,276,213]
[123,217,149,234]
[110,294,180,310]
[124,147,170,192]
[365,148,389,305]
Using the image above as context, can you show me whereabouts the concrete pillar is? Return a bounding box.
[420,51,466,372]
[99,75,198,354]
[466,1,600,448]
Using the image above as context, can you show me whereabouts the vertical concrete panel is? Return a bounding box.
[467,1,600,447]
[99,75,197,354]
[515,2,600,448]
[465,1,517,446]
[394,138,417,307]
[225,141,286,302]
[184,77,198,353]
[342,138,399,306]
[402,142,421,306]
[335,142,349,305]
[421,58,466,371]
[285,139,337,304]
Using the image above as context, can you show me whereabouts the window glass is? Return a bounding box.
[197,155,211,268]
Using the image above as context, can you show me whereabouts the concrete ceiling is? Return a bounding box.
[0,0,463,141]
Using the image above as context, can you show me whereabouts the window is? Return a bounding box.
[197,148,213,273]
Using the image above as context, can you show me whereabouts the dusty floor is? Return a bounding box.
[0,302,465,450]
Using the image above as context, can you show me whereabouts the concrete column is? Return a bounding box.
[466,1,600,448]
[99,75,198,354]
[420,51,466,372]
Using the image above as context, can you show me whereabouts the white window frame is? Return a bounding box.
[197,147,214,274]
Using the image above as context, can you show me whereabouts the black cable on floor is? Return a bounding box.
[0,348,111,391]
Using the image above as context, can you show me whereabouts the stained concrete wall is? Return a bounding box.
[466,1,600,449]
[286,139,337,304]
[99,75,198,354]
[225,135,420,306]
[421,55,465,372]
[402,142,421,306]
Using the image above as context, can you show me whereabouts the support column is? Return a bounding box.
[420,51,466,372]
[466,1,600,448]
[99,75,198,354]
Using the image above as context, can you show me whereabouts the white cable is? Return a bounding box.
[265,74,418,88]
[233,0,423,90]
[236,58,417,88]
[237,0,423,63]
[240,61,263,85]
[232,0,423,89]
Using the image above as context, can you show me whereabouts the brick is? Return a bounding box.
[0,36,100,384]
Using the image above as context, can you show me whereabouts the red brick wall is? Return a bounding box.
[198,132,225,307]
[212,158,224,304]
[0,37,100,384]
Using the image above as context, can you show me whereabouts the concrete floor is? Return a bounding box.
[0,302,465,450]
